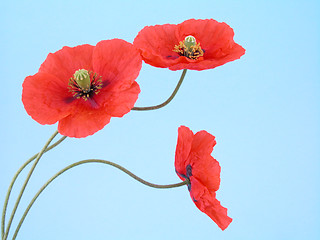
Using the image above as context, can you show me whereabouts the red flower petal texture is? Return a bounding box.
[22,39,142,138]
[134,19,245,71]
[175,126,232,230]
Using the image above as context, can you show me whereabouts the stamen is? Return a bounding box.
[68,70,103,101]
[173,35,204,60]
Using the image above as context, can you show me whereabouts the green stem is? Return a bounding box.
[12,159,189,240]
[2,131,59,240]
[132,69,187,111]
[1,135,67,239]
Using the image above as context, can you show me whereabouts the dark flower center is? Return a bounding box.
[68,69,103,101]
[175,164,193,191]
[186,164,192,178]
[173,35,204,60]
[186,164,193,191]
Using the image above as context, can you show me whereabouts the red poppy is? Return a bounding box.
[133,18,245,71]
[22,39,142,138]
[175,126,232,230]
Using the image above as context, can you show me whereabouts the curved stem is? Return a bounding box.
[3,131,59,240]
[1,135,67,239]
[132,69,187,111]
[12,159,189,239]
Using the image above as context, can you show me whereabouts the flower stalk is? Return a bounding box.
[2,131,59,240]
[11,159,189,240]
[132,69,187,111]
[1,135,67,239]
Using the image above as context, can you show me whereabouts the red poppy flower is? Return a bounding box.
[133,18,245,71]
[175,126,232,230]
[22,39,142,138]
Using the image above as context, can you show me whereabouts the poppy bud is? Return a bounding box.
[184,35,197,49]
[74,69,91,93]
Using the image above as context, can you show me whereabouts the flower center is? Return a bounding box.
[68,69,103,100]
[173,35,204,60]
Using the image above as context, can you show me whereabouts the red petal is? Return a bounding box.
[93,39,142,92]
[134,23,179,68]
[102,82,140,117]
[22,72,73,125]
[191,130,216,157]
[58,107,111,138]
[177,19,234,52]
[175,126,194,178]
[189,130,221,191]
[191,155,221,192]
[190,177,232,230]
[39,44,94,81]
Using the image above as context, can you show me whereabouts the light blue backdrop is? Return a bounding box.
[1,0,319,239]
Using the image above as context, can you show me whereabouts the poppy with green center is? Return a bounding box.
[22,39,142,138]
[133,18,245,71]
[175,126,232,230]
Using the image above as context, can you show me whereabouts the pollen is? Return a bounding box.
[173,35,204,60]
[68,70,103,101]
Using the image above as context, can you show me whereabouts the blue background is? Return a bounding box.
[1,0,319,239]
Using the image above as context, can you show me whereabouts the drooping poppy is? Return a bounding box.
[22,39,142,138]
[134,18,245,71]
[175,126,232,230]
